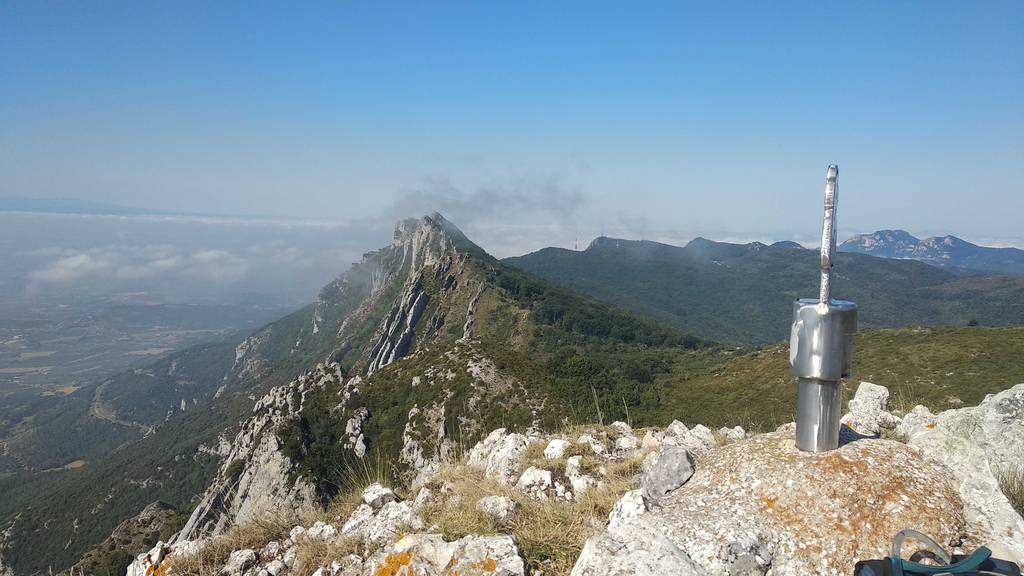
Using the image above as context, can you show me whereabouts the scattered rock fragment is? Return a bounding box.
[544,438,570,459]
[476,495,518,523]
[361,482,397,510]
[516,466,553,499]
[640,445,695,502]
[467,428,529,484]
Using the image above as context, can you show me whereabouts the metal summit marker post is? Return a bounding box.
[789,164,858,452]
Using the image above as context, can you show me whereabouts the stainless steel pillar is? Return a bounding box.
[789,165,858,452]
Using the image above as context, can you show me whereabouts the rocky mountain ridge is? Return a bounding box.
[840,229,1024,276]
[126,381,1024,576]
[506,235,1024,345]
[1,214,498,575]
[3,213,701,575]
[8,215,1024,575]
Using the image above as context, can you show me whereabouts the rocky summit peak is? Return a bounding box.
[391,213,480,269]
[840,228,1024,275]
[585,236,621,250]
[392,212,467,245]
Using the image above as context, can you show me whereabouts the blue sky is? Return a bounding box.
[2,1,1022,252]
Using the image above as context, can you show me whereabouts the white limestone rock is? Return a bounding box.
[717,538,772,576]
[896,383,1024,564]
[343,407,369,458]
[305,520,338,540]
[312,556,361,576]
[641,430,663,450]
[366,533,525,576]
[476,495,518,523]
[221,549,257,576]
[412,486,433,510]
[576,433,606,455]
[566,455,598,496]
[610,422,639,452]
[608,489,647,528]
[609,421,633,436]
[515,466,553,499]
[665,420,689,437]
[774,421,796,434]
[361,483,397,510]
[467,428,529,484]
[178,368,336,540]
[544,438,571,459]
[717,426,746,442]
[264,560,287,576]
[261,540,282,559]
[126,540,206,576]
[572,489,703,576]
[664,424,716,456]
[366,501,424,545]
[282,547,297,568]
[340,504,374,536]
[841,381,901,436]
[615,434,638,452]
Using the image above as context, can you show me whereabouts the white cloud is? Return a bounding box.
[27,246,258,287]
[28,253,115,283]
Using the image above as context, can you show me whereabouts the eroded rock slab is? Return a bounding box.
[897,382,1024,564]
[575,432,970,576]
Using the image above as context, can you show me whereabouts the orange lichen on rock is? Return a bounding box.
[444,553,502,575]
[374,551,414,576]
[144,556,170,576]
[471,557,498,572]
[649,432,968,575]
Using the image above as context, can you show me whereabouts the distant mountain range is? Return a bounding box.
[5,214,1024,574]
[840,229,1024,276]
[506,236,1024,346]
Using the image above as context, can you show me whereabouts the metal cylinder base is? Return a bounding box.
[795,378,842,452]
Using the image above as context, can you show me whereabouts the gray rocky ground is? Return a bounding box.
[127,382,1024,576]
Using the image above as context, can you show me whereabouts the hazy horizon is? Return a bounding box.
[3,2,1022,254]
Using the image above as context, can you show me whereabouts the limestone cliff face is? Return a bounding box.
[226,213,489,385]
[174,215,547,541]
[176,365,339,540]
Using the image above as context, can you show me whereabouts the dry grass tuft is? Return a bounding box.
[997,466,1024,518]
[421,450,643,576]
[297,489,364,529]
[172,432,646,576]
[291,535,362,576]
[169,514,295,576]
[520,442,548,468]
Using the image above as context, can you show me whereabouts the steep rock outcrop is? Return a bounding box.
[177,365,344,540]
[897,382,1024,564]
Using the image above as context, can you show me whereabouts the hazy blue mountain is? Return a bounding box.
[840,229,1024,276]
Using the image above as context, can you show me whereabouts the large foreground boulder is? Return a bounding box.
[574,432,971,576]
[897,382,1024,564]
[467,428,529,485]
